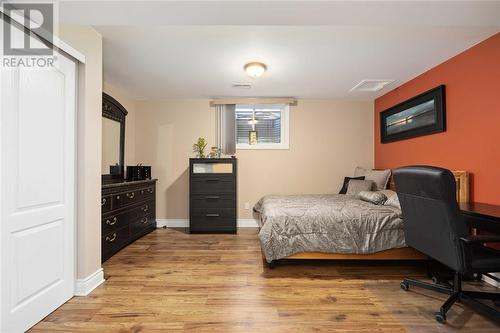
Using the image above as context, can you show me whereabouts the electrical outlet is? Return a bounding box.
[244,202,250,210]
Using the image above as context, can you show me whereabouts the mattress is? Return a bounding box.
[254,194,406,262]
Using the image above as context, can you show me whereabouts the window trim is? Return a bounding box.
[235,105,290,150]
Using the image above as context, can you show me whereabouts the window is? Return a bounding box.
[235,104,289,149]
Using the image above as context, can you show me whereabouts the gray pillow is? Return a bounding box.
[354,167,392,190]
[377,189,397,200]
[358,191,387,205]
[346,179,376,195]
[384,193,401,210]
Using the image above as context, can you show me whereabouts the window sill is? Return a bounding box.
[236,143,289,150]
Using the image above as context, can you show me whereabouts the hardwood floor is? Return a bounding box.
[31,228,499,332]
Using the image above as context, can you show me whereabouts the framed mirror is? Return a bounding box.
[102,93,127,182]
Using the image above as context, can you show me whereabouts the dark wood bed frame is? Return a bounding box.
[265,170,469,262]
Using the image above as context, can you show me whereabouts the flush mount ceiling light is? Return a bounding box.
[244,62,267,78]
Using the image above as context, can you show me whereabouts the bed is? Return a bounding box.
[255,171,469,264]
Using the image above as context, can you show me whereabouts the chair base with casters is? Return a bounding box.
[401,271,500,323]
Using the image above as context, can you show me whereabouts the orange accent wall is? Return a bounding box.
[374,33,500,205]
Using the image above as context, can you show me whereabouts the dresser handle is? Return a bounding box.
[206,213,220,217]
[101,198,107,206]
[206,178,220,183]
[147,188,154,194]
[106,217,117,226]
[116,195,120,200]
[105,233,117,242]
[141,190,145,194]
[141,217,148,224]
[126,192,135,199]
[205,196,220,200]
[142,204,149,212]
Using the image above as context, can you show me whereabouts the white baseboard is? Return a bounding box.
[483,273,500,289]
[156,218,258,228]
[237,219,259,227]
[74,268,105,296]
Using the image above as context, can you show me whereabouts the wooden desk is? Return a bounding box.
[460,202,500,234]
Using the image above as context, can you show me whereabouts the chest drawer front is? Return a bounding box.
[191,208,236,219]
[190,209,237,232]
[190,194,236,209]
[190,215,236,232]
[190,176,235,194]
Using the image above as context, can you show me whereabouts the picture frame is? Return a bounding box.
[380,85,446,143]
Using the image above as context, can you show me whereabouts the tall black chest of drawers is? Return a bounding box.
[189,158,237,233]
[101,179,157,262]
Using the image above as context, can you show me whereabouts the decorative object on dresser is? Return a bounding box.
[126,164,152,181]
[102,179,157,262]
[189,158,237,233]
[192,137,208,158]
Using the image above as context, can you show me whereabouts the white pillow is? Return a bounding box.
[354,167,391,190]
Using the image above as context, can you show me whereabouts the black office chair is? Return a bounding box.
[393,166,500,323]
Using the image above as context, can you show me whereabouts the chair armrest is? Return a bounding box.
[460,235,500,244]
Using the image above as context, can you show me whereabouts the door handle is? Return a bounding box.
[105,233,117,242]
[105,217,117,226]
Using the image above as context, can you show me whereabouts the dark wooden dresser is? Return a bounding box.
[101,179,157,262]
[189,158,237,233]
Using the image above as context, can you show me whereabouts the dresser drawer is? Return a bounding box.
[190,193,236,209]
[138,186,155,202]
[137,201,154,215]
[113,189,143,209]
[102,195,112,213]
[102,225,130,254]
[102,201,153,235]
[190,176,235,194]
[130,214,155,236]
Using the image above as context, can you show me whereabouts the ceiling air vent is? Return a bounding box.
[350,79,394,92]
[232,82,252,89]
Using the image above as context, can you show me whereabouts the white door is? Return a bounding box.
[1,26,77,333]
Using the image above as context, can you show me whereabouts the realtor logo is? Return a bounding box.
[2,2,54,56]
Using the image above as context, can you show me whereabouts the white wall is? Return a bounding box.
[58,25,103,280]
[133,99,374,220]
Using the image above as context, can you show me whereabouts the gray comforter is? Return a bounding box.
[254,194,406,262]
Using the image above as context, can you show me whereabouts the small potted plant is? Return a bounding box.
[192,137,207,158]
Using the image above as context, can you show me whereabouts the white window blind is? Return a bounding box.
[235,104,289,150]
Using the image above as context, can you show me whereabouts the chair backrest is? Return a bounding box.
[393,166,468,272]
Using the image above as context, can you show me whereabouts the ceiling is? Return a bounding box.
[59,1,500,100]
